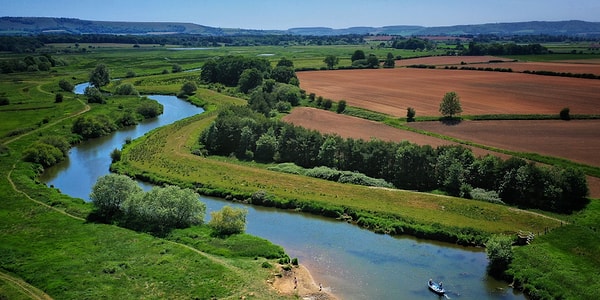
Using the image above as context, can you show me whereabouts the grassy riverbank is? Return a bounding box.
[112,88,563,243]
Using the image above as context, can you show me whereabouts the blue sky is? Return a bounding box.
[3,0,599,30]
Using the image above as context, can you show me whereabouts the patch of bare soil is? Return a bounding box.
[270,264,337,300]
[297,68,600,117]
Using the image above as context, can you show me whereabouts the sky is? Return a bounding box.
[3,0,600,30]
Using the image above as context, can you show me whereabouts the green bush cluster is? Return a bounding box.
[89,174,206,236]
[22,135,70,167]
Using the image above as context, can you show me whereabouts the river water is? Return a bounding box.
[41,83,525,299]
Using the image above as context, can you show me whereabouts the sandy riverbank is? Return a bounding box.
[270,264,337,300]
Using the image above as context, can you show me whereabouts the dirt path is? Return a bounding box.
[0,271,53,300]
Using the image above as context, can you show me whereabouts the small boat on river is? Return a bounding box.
[428,279,445,295]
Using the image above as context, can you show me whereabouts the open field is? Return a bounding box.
[297,68,600,117]
[451,61,600,75]
[395,55,514,66]
[408,119,600,167]
[282,107,508,159]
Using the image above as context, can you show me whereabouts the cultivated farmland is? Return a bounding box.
[297,68,600,117]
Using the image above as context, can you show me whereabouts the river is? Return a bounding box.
[41,83,525,299]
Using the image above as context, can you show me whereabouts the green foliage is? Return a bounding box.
[336,99,347,113]
[271,66,297,85]
[351,50,366,62]
[201,56,271,86]
[486,234,515,275]
[58,79,74,92]
[383,52,395,68]
[89,174,143,222]
[84,86,105,104]
[469,188,505,204]
[209,206,248,236]
[54,93,63,103]
[439,91,463,118]
[238,68,263,93]
[72,115,117,139]
[559,107,570,120]
[172,63,183,73]
[136,98,163,118]
[22,141,64,167]
[89,63,110,88]
[39,135,70,155]
[114,83,139,96]
[0,95,9,105]
[406,107,416,122]
[179,81,198,97]
[110,148,122,163]
[276,57,294,67]
[122,185,206,235]
[323,55,339,69]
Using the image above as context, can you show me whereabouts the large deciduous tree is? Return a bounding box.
[439,91,463,118]
[89,63,110,88]
[89,174,142,222]
[351,50,365,62]
[323,55,339,70]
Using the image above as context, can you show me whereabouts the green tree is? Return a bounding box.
[351,50,365,62]
[89,63,110,88]
[136,99,163,118]
[179,81,198,96]
[336,100,347,113]
[89,174,142,222]
[122,185,206,235]
[383,52,395,68]
[276,57,294,67]
[22,142,64,167]
[439,91,463,118]
[560,107,570,120]
[238,68,263,93]
[58,79,74,92]
[406,107,416,122]
[255,128,278,162]
[84,86,104,104]
[209,206,248,236]
[485,235,514,276]
[114,83,139,96]
[271,66,297,84]
[323,55,339,70]
[366,54,379,68]
[172,63,183,73]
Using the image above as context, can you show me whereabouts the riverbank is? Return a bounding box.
[271,264,337,300]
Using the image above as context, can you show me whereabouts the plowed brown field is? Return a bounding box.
[297,68,600,117]
[395,55,513,66]
[450,61,600,75]
[281,107,507,158]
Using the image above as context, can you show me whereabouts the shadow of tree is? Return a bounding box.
[440,117,462,125]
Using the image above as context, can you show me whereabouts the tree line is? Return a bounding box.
[199,105,588,213]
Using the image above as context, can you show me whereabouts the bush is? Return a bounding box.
[209,206,248,236]
[179,81,197,97]
[136,99,163,118]
[58,79,74,92]
[0,96,9,105]
[560,107,570,120]
[114,83,139,96]
[84,86,104,104]
[469,188,505,204]
[485,235,514,276]
[22,142,64,167]
[55,93,63,103]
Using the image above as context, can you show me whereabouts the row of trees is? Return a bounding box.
[199,105,588,213]
[0,53,67,73]
[464,42,548,55]
[201,56,298,89]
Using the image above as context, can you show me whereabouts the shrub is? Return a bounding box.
[0,96,9,106]
[114,83,139,96]
[136,99,163,118]
[58,79,74,92]
[54,93,63,103]
[22,142,64,167]
[485,235,514,276]
[209,206,248,236]
[110,148,121,163]
[84,86,104,104]
[469,188,505,204]
[560,107,570,120]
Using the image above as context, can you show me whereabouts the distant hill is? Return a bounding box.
[1,17,600,36]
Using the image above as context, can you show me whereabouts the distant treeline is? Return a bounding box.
[0,34,366,53]
[199,105,589,213]
[464,41,548,55]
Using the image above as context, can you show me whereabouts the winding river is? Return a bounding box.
[41,83,525,299]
